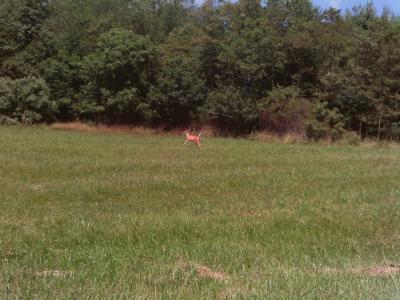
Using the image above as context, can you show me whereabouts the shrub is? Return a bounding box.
[103,87,154,124]
[0,77,14,116]
[259,86,312,134]
[341,131,361,146]
[0,76,57,124]
[305,119,329,141]
[206,87,260,136]
[0,115,18,125]
[390,122,400,140]
[306,101,345,141]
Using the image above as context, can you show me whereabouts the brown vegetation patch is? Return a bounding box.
[50,122,156,135]
[50,122,220,137]
[195,265,227,281]
[173,259,228,282]
[217,287,242,299]
[249,132,306,144]
[352,265,400,277]
[312,267,341,275]
[35,270,74,278]
[313,265,400,277]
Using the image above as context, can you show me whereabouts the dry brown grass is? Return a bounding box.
[195,265,227,282]
[49,122,219,137]
[250,130,400,147]
[51,122,158,135]
[172,259,228,282]
[353,265,400,277]
[49,123,400,148]
[249,131,306,144]
[35,270,74,278]
[313,265,400,277]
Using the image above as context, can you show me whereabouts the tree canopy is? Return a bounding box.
[1,0,400,139]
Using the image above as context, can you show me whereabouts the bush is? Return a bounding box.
[305,119,329,141]
[259,86,312,134]
[103,87,154,124]
[390,122,400,140]
[0,115,18,125]
[0,76,57,124]
[206,87,260,136]
[0,77,14,114]
[306,101,345,141]
[340,131,361,145]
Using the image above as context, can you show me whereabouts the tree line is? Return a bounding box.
[1,0,400,139]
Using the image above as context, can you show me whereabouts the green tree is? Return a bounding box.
[0,76,57,124]
[207,86,260,136]
[79,28,157,123]
[260,86,312,134]
[149,25,206,127]
[0,0,51,78]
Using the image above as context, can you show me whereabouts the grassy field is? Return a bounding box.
[0,126,399,299]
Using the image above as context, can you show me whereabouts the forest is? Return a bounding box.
[1,0,400,139]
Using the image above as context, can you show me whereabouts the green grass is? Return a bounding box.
[0,126,399,299]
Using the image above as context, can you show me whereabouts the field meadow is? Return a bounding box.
[0,125,399,299]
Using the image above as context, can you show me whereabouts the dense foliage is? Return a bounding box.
[1,0,400,138]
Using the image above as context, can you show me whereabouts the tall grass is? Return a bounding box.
[0,126,399,299]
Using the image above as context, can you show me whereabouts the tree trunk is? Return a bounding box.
[378,117,381,141]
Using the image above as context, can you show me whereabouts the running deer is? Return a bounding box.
[183,131,203,146]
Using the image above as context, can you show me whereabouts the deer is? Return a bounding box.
[183,130,203,146]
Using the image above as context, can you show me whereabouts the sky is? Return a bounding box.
[313,0,400,15]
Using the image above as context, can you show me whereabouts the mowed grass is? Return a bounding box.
[0,126,399,299]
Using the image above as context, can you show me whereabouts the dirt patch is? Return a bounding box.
[35,270,74,278]
[196,265,227,282]
[173,259,228,282]
[313,265,400,277]
[353,265,400,277]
